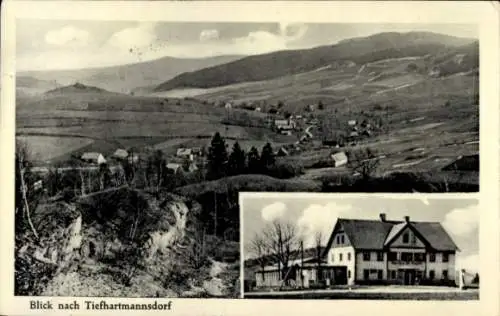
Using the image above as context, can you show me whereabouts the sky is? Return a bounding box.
[242,194,479,272]
[16,20,478,71]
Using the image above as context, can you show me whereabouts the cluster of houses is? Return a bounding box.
[77,146,201,175]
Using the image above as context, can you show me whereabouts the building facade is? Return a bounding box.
[324,214,458,286]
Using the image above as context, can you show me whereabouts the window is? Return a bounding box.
[429,253,436,262]
[412,234,417,245]
[347,253,351,261]
[401,252,413,262]
[391,270,396,279]
[443,253,449,263]
[377,252,384,262]
[377,270,383,280]
[402,232,409,244]
[363,252,371,261]
[414,253,425,262]
[364,269,369,280]
[442,270,448,280]
[388,252,398,261]
[429,270,435,280]
[336,236,340,244]
[341,235,345,244]
[339,253,343,262]
[348,270,351,279]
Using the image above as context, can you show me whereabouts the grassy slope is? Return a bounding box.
[174,174,321,197]
[155,32,475,91]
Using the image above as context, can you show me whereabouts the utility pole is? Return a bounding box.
[214,191,218,236]
[300,240,304,288]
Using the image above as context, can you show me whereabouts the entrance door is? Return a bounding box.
[333,267,348,285]
[404,270,416,285]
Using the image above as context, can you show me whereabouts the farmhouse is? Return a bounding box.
[176,148,194,160]
[166,163,182,174]
[254,214,459,288]
[81,152,107,165]
[331,151,348,167]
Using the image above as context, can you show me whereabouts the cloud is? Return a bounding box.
[297,202,354,247]
[44,25,91,48]
[456,253,479,272]
[442,204,479,237]
[261,202,286,222]
[18,22,309,71]
[199,29,219,42]
[106,22,159,52]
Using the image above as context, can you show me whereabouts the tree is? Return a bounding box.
[318,100,324,110]
[206,132,229,180]
[249,233,270,283]
[247,146,261,174]
[15,141,40,240]
[262,219,300,287]
[277,101,284,109]
[98,163,112,191]
[349,147,380,180]
[228,142,246,176]
[260,142,275,173]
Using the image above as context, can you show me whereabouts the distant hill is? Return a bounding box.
[154,32,476,92]
[19,55,244,94]
[44,82,113,95]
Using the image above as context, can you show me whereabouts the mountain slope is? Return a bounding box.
[19,55,245,94]
[155,32,476,92]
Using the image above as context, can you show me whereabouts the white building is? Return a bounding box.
[81,152,106,165]
[253,214,459,288]
[324,214,458,286]
[331,151,348,167]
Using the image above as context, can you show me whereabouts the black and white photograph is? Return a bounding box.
[12,18,480,299]
[242,194,479,300]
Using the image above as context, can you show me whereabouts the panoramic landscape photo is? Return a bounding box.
[14,21,478,297]
[241,194,479,300]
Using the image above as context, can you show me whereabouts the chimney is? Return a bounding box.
[404,216,410,223]
[379,213,387,222]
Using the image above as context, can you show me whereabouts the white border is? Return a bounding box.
[1,1,499,316]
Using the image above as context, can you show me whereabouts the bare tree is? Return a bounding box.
[248,233,269,282]
[262,219,300,286]
[15,141,39,241]
[349,147,380,180]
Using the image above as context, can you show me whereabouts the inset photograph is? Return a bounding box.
[242,194,479,300]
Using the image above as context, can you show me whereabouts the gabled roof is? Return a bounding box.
[176,148,192,156]
[324,218,458,254]
[167,163,181,172]
[331,151,348,163]
[81,152,102,160]
[384,223,406,246]
[113,149,128,158]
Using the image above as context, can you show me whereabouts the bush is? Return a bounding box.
[266,162,304,179]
